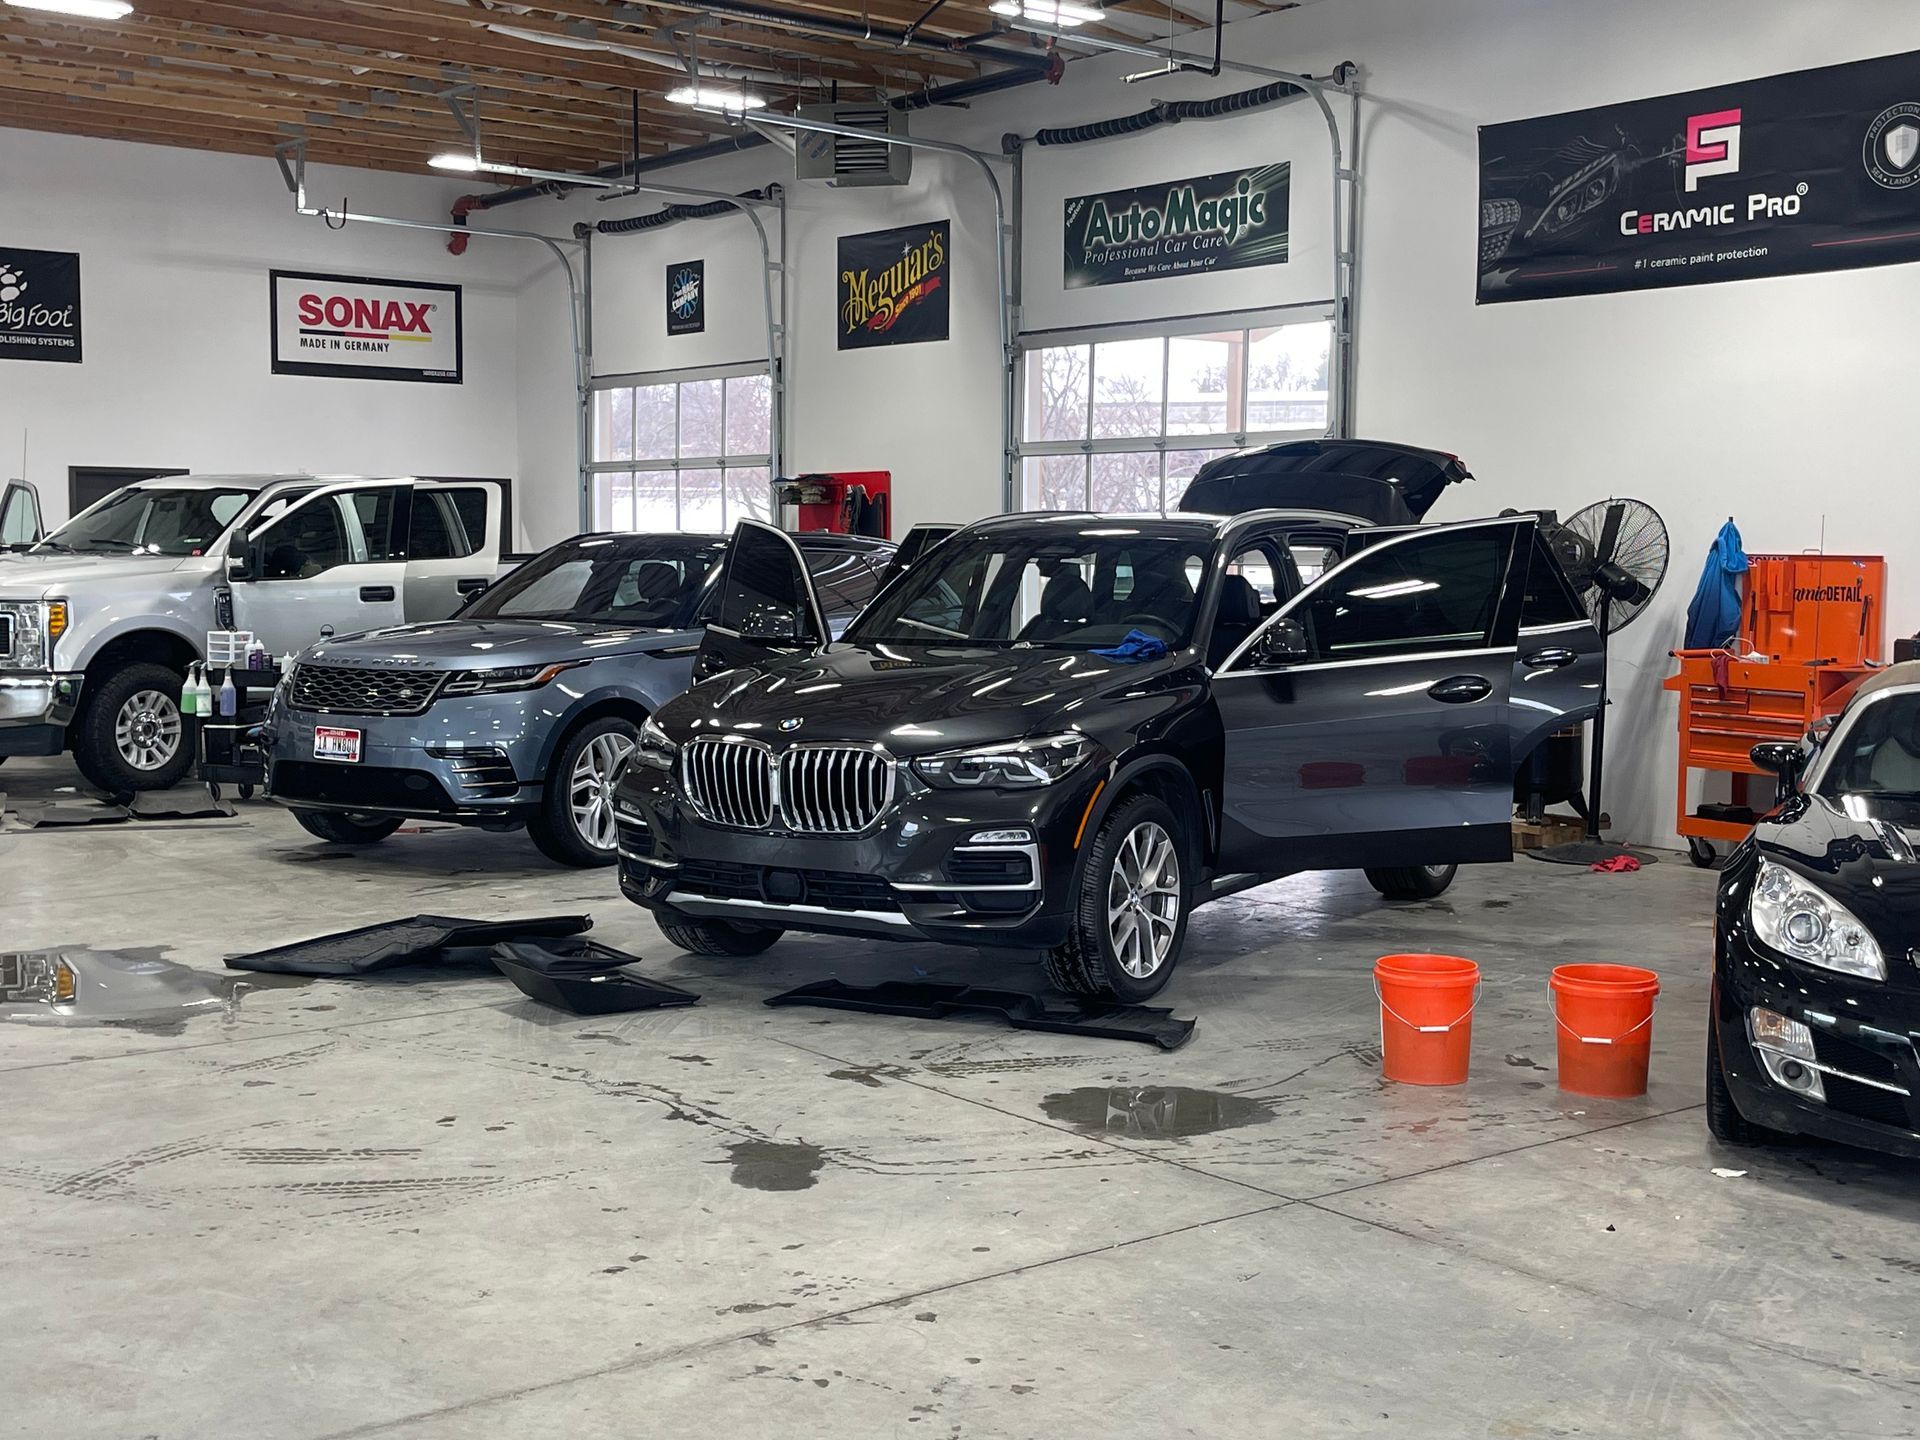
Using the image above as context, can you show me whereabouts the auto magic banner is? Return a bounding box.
[1063,164,1290,289]
[1479,50,1920,303]
[838,220,949,350]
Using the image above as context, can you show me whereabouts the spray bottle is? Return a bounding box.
[194,664,215,717]
[217,668,238,718]
[180,663,200,719]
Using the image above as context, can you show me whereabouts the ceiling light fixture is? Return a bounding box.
[6,0,134,17]
[665,85,768,112]
[988,0,1105,28]
[427,152,481,172]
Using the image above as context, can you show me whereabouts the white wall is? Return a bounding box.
[0,129,532,540]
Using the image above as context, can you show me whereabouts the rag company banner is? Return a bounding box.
[837,219,949,350]
[667,259,705,336]
[1063,164,1290,289]
[1479,50,1920,302]
[0,247,82,364]
[270,270,462,383]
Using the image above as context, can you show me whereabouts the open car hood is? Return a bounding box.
[1176,439,1472,525]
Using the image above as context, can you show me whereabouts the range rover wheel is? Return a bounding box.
[1043,793,1189,1002]
[1706,1026,1791,1147]
[1364,864,1458,901]
[528,715,639,868]
[292,809,404,845]
[72,662,192,793]
[658,916,784,957]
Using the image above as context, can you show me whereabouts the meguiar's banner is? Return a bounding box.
[1063,164,1290,289]
[270,270,462,382]
[837,220,949,350]
[0,248,82,364]
[1479,50,1920,302]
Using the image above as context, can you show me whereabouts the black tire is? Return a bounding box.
[658,916,783,956]
[1042,792,1190,1003]
[527,715,640,868]
[1706,1025,1792,1147]
[72,662,192,793]
[292,808,404,845]
[1365,864,1458,901]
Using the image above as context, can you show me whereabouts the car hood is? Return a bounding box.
[0,551,197,594]
[1757,791,1920,962]
[663,642,1191,756]
[304,618,697,670]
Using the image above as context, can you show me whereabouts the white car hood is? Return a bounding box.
[0,551,198,596]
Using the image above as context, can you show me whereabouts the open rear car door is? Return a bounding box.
[693,520,830,683]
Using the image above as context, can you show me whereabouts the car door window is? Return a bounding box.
[1,484,39,544]
[408,492,470,561]
[257,496,352,579]
[1281,527,1515,663]
[803,546,884,617]
[716,525,822,642]
[1520,532,1591,629]
[347,487,406,562]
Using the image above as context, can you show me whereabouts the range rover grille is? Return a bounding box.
[678,739,892,834]
[290,663,442,717]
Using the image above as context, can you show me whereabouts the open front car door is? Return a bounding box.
[693,520,830,683]
[1212,515,1535,875]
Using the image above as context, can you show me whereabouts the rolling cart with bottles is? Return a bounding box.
[191,632,285,801]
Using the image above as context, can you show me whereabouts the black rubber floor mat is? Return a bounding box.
[765,979,1195,1051]
[7,801,133,828]
[492,938,699,1015]
[129,791,236,821]
[226,915,592,976]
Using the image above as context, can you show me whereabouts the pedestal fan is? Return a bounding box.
[1530,497,1671,866]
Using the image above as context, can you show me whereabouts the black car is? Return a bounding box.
[612,501,1601,999]
[1710,663,1920,1157]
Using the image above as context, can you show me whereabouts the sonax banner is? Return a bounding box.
[0,247,82,364]
[1063,164,1291,289]
[270,270,462,382]
[838,220,950,350]
[1479,50,1920,302]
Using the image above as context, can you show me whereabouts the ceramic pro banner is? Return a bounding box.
[1064,164,1290,289]
[1479,50,1920,302]
[838,220,949,350]
[270,270,462,382]
[0,247,81,364]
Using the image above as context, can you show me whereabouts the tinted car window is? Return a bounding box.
[1821,692,1920,797]
[348,487,406,562]
[716,529,820,640]
[803,546,884,616]
[1297,528,1510,660]
[469,537,723,626]
[40,485,257,556]
[409,490,482,561]
[260,496,351,579]
[1520,533,1591,628]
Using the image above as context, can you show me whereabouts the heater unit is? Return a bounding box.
[794,104,911,187]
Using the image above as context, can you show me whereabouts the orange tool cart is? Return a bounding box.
[1664,552,1886,867]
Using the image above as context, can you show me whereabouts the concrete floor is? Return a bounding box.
[4,754,1919,1439]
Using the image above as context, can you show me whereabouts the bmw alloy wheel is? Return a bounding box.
[569,731,635,852]
[115,689,183,773]
[1106,819,1182,979]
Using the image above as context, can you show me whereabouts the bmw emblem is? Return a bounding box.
[780,717,804,732]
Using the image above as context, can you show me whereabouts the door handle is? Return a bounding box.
[359,585,396,603]
[456,578,489,596]
[1522,647,1577,671]
[1428,675,1493,704]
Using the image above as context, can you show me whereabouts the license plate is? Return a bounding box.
[313,726,362,763]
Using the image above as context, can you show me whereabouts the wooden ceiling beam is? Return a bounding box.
[0,106,442,174]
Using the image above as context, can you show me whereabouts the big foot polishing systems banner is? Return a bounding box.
[1479,50,1920,302]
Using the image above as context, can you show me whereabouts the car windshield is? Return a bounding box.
[468,535,725,627]
[847,528,1215,649]
[1821,691,1920,799]
[37,486,257,556]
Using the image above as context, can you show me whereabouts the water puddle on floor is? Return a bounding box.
[722,1139,826,1192]
[1040,1086,1274,1140]
[0,948,311,1031]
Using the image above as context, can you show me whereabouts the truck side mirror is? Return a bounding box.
[1250,616,1310,668]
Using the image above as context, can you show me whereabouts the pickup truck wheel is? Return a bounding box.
[658,916,783,956]
[1044,794,1189,1002]
[73,663,191,792]
[1365,864,1458,901]
[292,809,403,844]
[527,716,638,867]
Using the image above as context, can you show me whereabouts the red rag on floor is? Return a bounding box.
[1590,855,1641,873]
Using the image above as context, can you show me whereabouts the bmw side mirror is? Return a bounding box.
[739,608,800,643]
[1252,617,1310,667]
[1751,741,1806,786]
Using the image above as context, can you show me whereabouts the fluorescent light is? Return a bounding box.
[6,0,134,16]
[989,0,1104,26]
[427,152,481,172]
[665,85,767,112]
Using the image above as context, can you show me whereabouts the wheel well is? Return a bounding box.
[542,698,650,771]
[86,630,198,680]
[1105,763,1208,869]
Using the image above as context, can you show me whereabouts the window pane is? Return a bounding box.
[1247,321,1332,433]
[724,466,772,526]
[1024,455,1086,511]
[1302,529,1510,659]
[679,379,724,460]
[1025,345,1089,442]
[1090,451,1162,515]
[593,388,634,462]
[635,385,676,461]
[679,468,724,533]
[1090,337,1165,439]
[1167,332,1240,436]
[633,471,678,532]
[594,472,632,531]
[725,374,772,457]
[1521,532,1590,627]
[1164,448,1234,513]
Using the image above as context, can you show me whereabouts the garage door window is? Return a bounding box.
[1018,316,1333,515]
[590,366,772,534]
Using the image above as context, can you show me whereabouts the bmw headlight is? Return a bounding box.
[913,732,1094,789]
[636,716,678,770]
[441,660,586,696]
[1749,859,1886,980]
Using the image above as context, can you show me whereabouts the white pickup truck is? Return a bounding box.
[0,475,509,792]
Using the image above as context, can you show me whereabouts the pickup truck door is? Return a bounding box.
[403,480,503,620]
[1,481,41,547]
[226,482,411,654]
[1212,516,1534,874]
[693,520,829,683]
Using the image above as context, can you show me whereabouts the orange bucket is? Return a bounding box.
[1374,954,1480,1086]
[1550,964,1661,1098]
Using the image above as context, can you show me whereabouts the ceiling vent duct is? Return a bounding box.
[793,103,911,186]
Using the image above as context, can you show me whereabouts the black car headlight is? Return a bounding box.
[441,661,586,697]
[913,732,1093,789]
[635,716,678,771]
[1749,859,1886,981]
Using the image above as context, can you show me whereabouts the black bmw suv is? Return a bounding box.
[613,496,1600,999]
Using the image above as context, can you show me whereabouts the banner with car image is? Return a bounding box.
[1063,164,1290,289]
[1479,50,1920,302]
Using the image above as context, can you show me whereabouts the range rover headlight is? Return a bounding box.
[1749,859,1886,981]
[441,660,586,696]
[913,732,1094,789]
[636,716,678,770]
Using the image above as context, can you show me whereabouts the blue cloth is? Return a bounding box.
[1091,629,1168,663]
[1685,519,1748,650]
